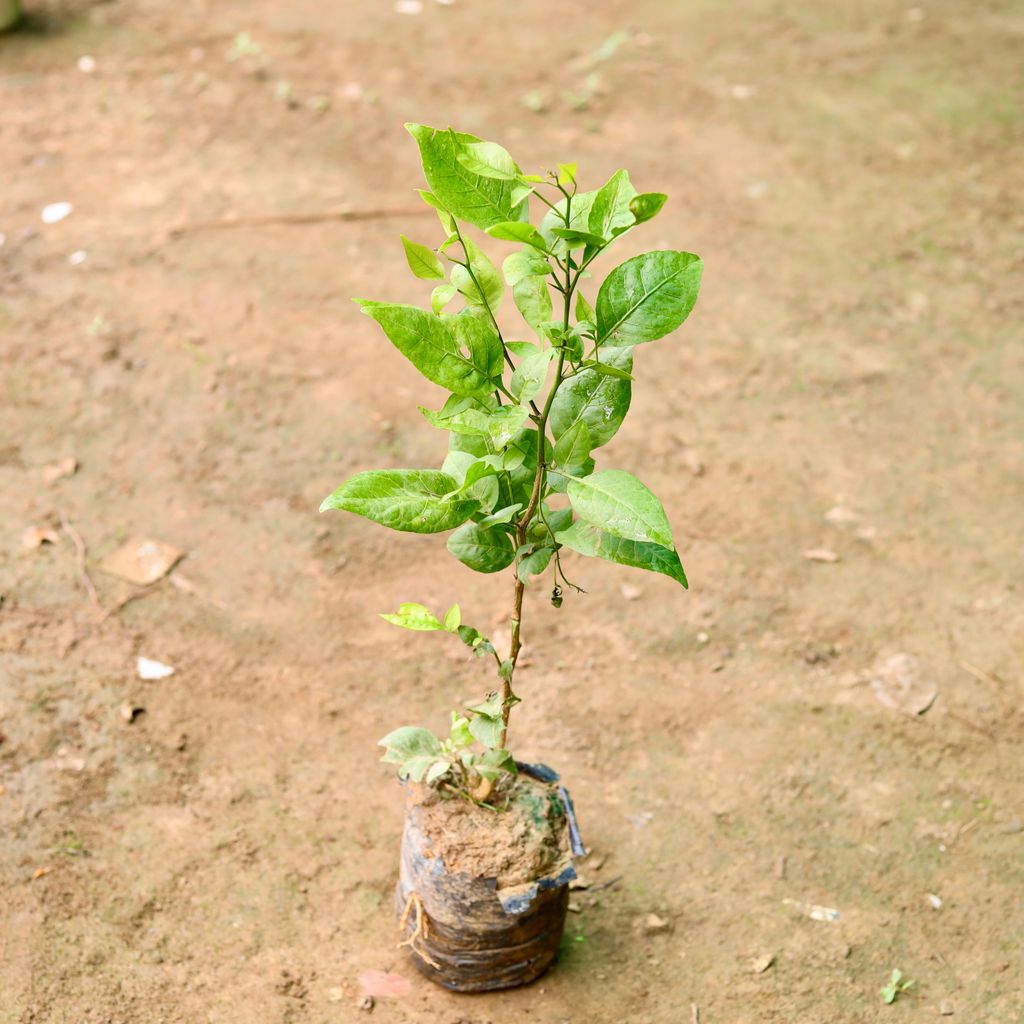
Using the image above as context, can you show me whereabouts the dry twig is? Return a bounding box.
[58,513,102,618]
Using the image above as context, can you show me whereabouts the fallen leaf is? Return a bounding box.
[357,970,411,998]
[803,547,839,563]
[870,653,937,716]
[98,536,184,585]
[41,456,78,483]
[21,526,60,550]
[137,656,174,680]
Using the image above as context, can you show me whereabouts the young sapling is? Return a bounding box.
[321,125,702,805]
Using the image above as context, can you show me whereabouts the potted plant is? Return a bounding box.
[321,124,702,991]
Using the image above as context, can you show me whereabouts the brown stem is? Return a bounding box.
[497,194,575,751]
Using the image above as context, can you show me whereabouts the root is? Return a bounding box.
[396,891,441,970]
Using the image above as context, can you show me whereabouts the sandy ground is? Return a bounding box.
[1,1,1022,1021]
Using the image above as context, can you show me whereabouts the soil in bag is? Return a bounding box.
[395,767,580,991]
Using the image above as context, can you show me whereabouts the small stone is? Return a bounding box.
[939,1000,954,1016]
[77,55,97,73]
[751,953,775,974]
[620,583,642,601]
[641,913,671,935]
[927,893,942,909]
[326,987,344,1003]
[358,994,375,1011]
[568,900,583,913]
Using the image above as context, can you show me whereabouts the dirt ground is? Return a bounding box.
[2,0,1022,1021]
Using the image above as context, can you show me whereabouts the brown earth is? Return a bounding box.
[1,1,1022,1022]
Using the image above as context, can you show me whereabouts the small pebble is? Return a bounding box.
[41,202,73,225]
[77,55,97,73]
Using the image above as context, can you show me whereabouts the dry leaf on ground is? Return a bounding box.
[870,653,937,716]
[98,536,183,585]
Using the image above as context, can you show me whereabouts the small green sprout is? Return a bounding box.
[881,968,915,1004]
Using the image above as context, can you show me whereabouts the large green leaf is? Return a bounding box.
[447,521,516,573]
[567,469,674,548]
[596,250,703,347]
[450,237,504,311]
[320,469,478,533]
[512,274,553,334]
[548,347,632,448]
[407,123,528,230]
[556,520,687,587]
[357,302,496,397]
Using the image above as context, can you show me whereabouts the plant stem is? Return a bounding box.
[498,190,576,750]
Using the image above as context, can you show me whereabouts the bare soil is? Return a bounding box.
[1,1,1022,1022]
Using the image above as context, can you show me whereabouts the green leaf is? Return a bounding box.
[449,313,504,380]
[400,755,441,782]
[567,469,674,548]
[510,184,534,206]
[450,713,474,747]
[400,235,444,280]
[575,292,596,323]
[550,226,607,249]
[475,745,518,780]
[407,123,528,230]
[450,237,504,311]
[510,347,555,403]
[485,405,531,448]
[578,358,634,380]
[629,192,667,225]
[468,714,503,748]
[431,283,457,314]
[516,544,554,581]
[552,420,593,476]
[379,726,442,763]
[447,521,516,573]
[588,168,638,241]
[557,162,577,185]
[478,503,522,526]
[443,603,461,631]
[453,136,519,181]
[320,469,478,533]
[556,520,687,587]
[513,274,553,334]
[357,301,495,397]
[467,692,505,718]
[379,602,445,631]
[596,250,703,346]
[503,250,550,286]
[486,221,550,253]
[425,760,451,784]
[549,346,633,448]
[423,393,497,438]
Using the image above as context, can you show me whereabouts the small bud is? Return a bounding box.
[551,585,563,608]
